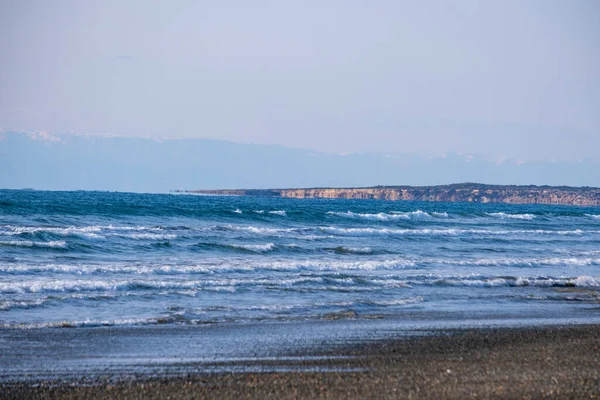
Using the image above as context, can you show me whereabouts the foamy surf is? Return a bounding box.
[268,210,287,216]
[0,240,68,249]
[230,243,276,253]
[2,189,599,331]
[327,210,437,221]
[486,212,536,220]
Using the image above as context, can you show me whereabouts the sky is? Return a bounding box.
[1,0,599,162]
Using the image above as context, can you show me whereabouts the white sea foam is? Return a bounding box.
[0,275,329,294]
[269,210,287,216]
[293,234,336,241]
[230,243,276,253]
[112,233,177,240]
[396,275,600,288]
[0,278,232,294]
[344,246,373,254]
[0,298,48,311]
[320,226,458,236]
[422,256,600,267]
[0,224,163,240]
[431,212,449,218]
[319,226,594,237]
[256,258,416,271]
[254,210,265,214]
[486,212,536,220]
[233,209,243,214]
[327,210,442,221]
[0,225,104,239]
[0,317,158,329]
[3,254,596,277]
[327,211,407,221]
[586,214,600,219]
[215,225,297,235]
[103,225,162,231]
[0,263,160,275]
[0,240,68,249]
[365,296,424,306]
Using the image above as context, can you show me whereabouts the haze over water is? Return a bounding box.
[1,189,599,329]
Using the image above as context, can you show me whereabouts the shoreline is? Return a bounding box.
[2,323,599,399]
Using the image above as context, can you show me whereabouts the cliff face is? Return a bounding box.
[184,184,600,206]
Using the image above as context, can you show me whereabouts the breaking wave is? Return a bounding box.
[268,210,287,216]
[327,210,438,221]
[325,246,373,255]
[229,243,276,253]
[486,212,536,220]
[319,226,595,237]
[0,240,68,249]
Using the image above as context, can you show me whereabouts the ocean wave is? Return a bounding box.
[0,295,425,327]
[292,234,337,241]
[252,258,416,272]
[0,264,161,275]
[418,256,600,268]
[486,212,536,220]
[320,226,459,236]
[211,224,298,235]
[0,275,329,294]
[268,210,287,216]
[152,258,416,273]
[0,298,49,311]
[233,208,242,214]
[329,211,538,221]
[430,212,449,218]
[327,210,435,221]
[0,224,163,238]
[370,274,600,288]
[0,317,161,330]
[319,226,595,237]
[3,254,596,277]
[111,233,177,240]
[434,275,600,288]
[359,296,424,306]
[0,227,176,241]
[211,224,337,241]
[229,243,276,253]
[0,278,237,294]
[0,240,68,249]
[325,246,373,255]
[586,214,600,219]
[0,225,104,239]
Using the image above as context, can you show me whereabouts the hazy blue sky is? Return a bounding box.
[1,0,598,161]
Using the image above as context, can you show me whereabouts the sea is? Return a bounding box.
[1,189,599,331]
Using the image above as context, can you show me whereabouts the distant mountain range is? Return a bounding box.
[1,130,599,192]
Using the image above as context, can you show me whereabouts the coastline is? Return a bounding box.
[184,183,600,206]
[2,322,600,399]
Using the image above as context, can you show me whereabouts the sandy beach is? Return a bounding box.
[2,323,599,399]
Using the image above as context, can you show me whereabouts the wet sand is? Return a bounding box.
[2,324,599,399]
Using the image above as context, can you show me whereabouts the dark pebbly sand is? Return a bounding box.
[2,324,600,399]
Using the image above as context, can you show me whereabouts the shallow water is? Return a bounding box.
[1,189,600,329]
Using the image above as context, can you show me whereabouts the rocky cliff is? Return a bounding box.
[184,183,600,206]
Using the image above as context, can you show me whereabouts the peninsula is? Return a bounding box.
[182,183,600,206]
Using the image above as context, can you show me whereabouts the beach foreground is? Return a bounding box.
[3,324,599,399]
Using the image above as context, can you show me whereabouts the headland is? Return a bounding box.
[182,183,600,206]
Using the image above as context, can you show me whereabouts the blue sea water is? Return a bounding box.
[1,189,600,329]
